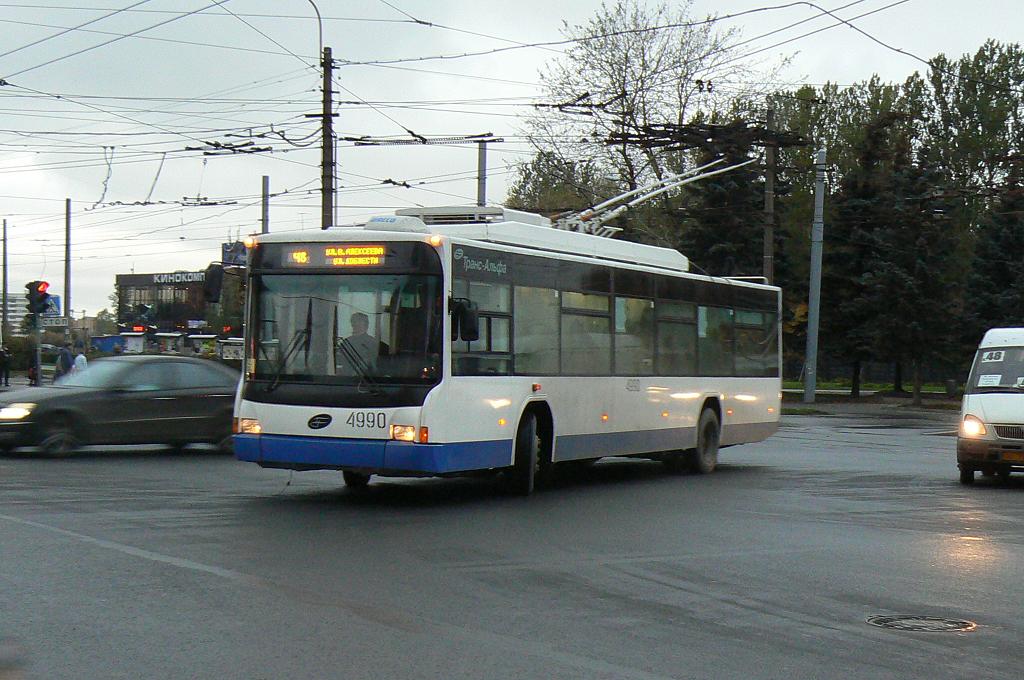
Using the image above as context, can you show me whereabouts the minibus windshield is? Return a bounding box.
[967,346,1024,393]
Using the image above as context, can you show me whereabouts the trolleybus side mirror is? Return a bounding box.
[451,298,480,342]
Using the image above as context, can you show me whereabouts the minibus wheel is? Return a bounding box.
[959,466,975,485]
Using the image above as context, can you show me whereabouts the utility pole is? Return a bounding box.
[762,102,776,284]
[64,198,71,344]
[320,46,335,230]
[2,219,7,346]
[261,175,270,234]
[476,141,487,206]
[803,149,826,404]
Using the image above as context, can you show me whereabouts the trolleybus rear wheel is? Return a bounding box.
[509,413,539,495]
[688,408,720,474]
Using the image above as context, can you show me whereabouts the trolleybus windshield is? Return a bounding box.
[251,272,442,387]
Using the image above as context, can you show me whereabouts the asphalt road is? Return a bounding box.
[3,408,1022,680]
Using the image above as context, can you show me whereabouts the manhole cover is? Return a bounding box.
[867,615,976,632]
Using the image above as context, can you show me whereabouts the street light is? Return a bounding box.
[307,0,323,56]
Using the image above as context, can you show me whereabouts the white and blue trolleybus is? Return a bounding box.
[233,206,781,493]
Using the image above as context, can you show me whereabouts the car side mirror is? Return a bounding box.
[451,298,480,342]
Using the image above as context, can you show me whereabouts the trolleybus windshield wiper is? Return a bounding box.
[265,298,312,393]
[337,337,383,395]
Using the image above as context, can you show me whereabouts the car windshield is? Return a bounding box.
[54,360,127,388]
[966,346,1024,393]
[252,273,442,386]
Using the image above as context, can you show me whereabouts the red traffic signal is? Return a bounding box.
[25,280,52,317]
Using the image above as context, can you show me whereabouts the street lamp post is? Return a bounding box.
[306,1,335,230]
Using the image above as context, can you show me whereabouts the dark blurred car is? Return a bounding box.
[0,355,239,455]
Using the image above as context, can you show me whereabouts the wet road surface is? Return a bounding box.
[3,410,1022,679]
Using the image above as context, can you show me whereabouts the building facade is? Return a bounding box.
[115,270,207,331]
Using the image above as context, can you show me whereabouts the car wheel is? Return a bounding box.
[687,408,720,474]
[216,434,234,455]
[342,471,371,489]
[39,415,80,457]
[959,466,975,485]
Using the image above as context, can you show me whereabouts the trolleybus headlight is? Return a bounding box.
[0,403,35,420]
[390,425,428,443]
[390,424,416,442]
[234,417,262,435]
[961,415,987,438]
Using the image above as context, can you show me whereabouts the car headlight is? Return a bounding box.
[233,417,261,434]
[0,403,36,420]
[961,415,987,437]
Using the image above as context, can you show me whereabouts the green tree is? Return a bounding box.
[964,156,1024,342]
[94,308,117,335]
[505,152,616,215]
[679,139,764,275]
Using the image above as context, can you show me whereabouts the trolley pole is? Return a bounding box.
[803,149,826,404]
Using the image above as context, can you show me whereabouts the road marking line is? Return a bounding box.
[0,512,241,580]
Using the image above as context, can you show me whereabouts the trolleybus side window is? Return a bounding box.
[655,296,697,375]
[513,286,559,375]
[614,297,654,375]
[452,278,511,375]
[560,291,612,375]
[697,306,735,376]
[735,309,780,377]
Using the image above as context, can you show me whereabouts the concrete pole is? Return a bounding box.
[762,103,775,284]
[64,198,71,343]
[320,46,335,230]
[261,175,270,234]
[803,149,826,404]
[2,219,7,345]
[476,141,487,207]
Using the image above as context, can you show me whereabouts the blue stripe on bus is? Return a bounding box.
[234,433,513,474]
[234,434,260,462]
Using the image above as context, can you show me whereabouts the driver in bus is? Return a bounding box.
[341,312,388,371]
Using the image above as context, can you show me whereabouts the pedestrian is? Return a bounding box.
[73,347,88,374]
[0,346,9,387]
[54,343,74,383]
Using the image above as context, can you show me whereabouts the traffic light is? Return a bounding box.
[26,281,51,324]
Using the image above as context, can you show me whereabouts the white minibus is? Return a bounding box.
[958,328,1024,484]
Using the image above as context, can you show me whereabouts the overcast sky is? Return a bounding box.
[1,0,1019,316]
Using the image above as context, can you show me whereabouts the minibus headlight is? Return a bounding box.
[234,417,262,435]
[961,415,986,438]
